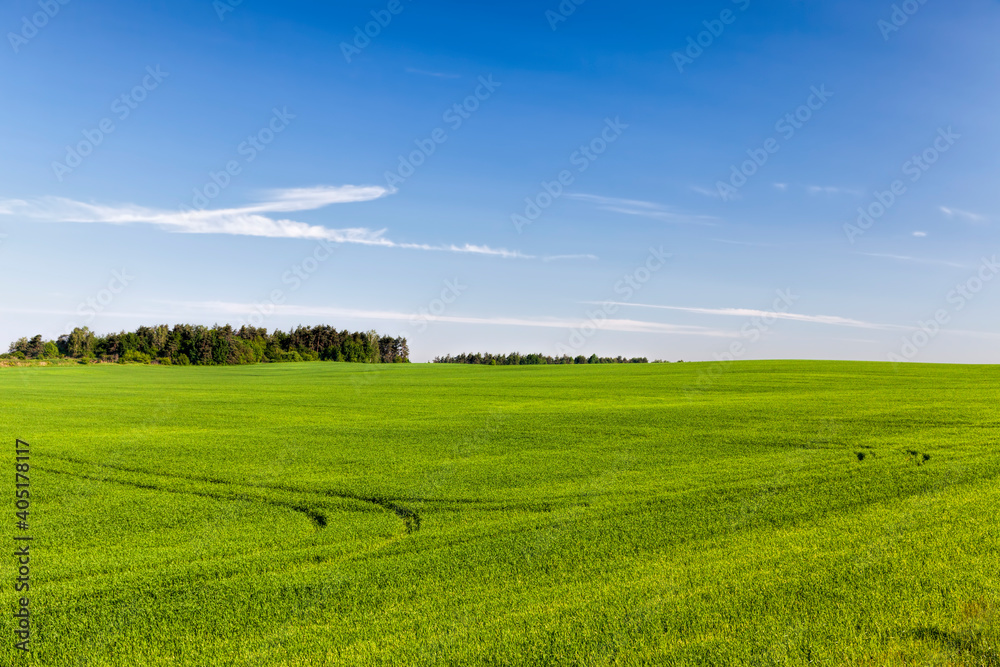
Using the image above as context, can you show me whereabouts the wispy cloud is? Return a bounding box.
[942,328,1000,341]
[940,206,987,223]
[806,185,862,196]
[568,194,664,210]
[690,185,722,199]
[594,302,906,331]
[0,186,537,259]
[13,299,1000,341]
[405,68,461,79]
[608,302,1000,341]
[770,183,860,196]
[16,300,733,338]
[859,252,968,269]
[913,231,927,238]
[542,254,599,262]
[710,238,776,248]
[568,193,716,225]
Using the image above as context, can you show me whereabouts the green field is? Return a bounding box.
[1,361,998,665]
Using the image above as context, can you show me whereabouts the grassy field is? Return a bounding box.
[1,361,998,666]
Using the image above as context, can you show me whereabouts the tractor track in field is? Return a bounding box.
[39,454,577,534]
[38,455,423,534]
[45,454,556,516]
[39,466,332,530]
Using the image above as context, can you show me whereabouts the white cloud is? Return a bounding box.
[940,206,987,223]
[769,184,860,196]
[11,299,1000,342]
[28,300,733,338]
[596,302,907,331]
[0,186,536,258]
[405,68,461,79]
[542,254,600,262]
[568,193,716,225]
[913,231,927,237]
[806,185,862,196]
[710,238,776,248]
[690,185,722,199]
[0,199,28,215]
[568,194,662,209]
[859,252,968,269]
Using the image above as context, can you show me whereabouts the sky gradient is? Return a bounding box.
[2,0,999,362]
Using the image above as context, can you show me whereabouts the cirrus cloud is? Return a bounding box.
[0,185,557,259]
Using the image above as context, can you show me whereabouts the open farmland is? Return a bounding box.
[1,361,998,665]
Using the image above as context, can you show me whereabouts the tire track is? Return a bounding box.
[38,466,331,529]
[37,455,423,534]
[40,453,559,523]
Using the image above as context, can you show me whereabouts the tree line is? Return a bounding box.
[433,353,651,365]
[4,325,410,365]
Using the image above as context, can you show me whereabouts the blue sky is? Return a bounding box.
[1,0,998,362]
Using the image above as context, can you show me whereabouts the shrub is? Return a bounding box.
[120,350,152,364]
